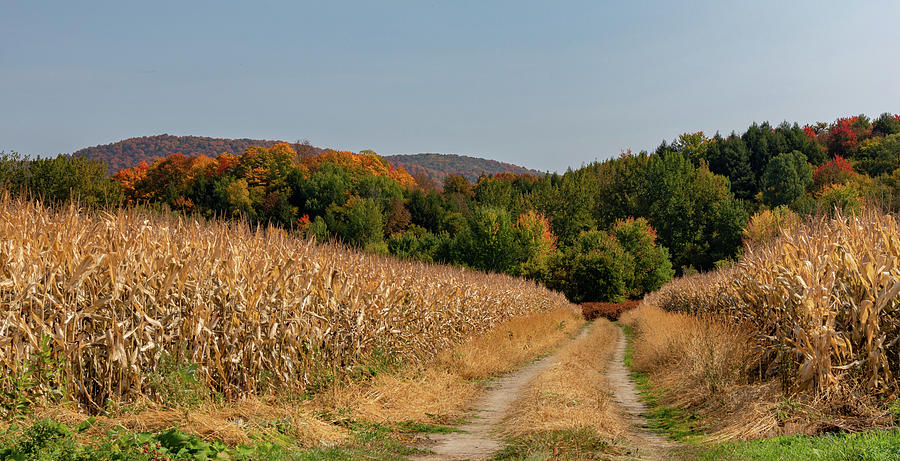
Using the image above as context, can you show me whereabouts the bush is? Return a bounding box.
[547,222,675,303]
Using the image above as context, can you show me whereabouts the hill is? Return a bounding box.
[73,135,543,182]
[73,134,324,173]
[384,153,545,184]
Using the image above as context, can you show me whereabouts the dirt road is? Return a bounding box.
[605,326,676,459]
[410,327,590,461]
[410,325,676,460]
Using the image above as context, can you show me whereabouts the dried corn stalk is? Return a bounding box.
[647,209,900,395]
[0,196,569,412]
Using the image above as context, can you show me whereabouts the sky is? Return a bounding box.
[2,1,900,173]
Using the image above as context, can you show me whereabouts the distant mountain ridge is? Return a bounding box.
[73,135,543,183]
[72,134,324,173]
[383,153,544,184]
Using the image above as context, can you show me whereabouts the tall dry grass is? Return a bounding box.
[0,195,570,412]
[619,305,778,439]
[648,209,900,396]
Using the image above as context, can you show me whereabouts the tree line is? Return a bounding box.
[3,112,899,303]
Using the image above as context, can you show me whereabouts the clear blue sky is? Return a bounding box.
[3,1,900,172]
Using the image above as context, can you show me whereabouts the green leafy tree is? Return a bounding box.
[453,207,523,273]
[387,225,444,261]
[873,113,900,137]
[474,175,517,211]
[761,151,812,207]
[531,170,598,244]
[856,134,900,177]
[224,178,254,216]
[549,229,630,303]
[611,218,674,298]
[706,133,756,200]
[0,151,27,189]
[743,122,775,179]
[295,163,352,215]
[778,121,826,165]
[671,132,711,165]
[325,197,384,247]
[26,155,122,207]
[406,189,447,233]
[642,153,746,270]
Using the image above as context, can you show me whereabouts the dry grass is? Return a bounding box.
[503,319,624,439]
[620,304,778,440]
[621,303,896,440]
[34,399,347,447]
[326,306,584,425]
[0,195,569,412]
[438,307,583,381]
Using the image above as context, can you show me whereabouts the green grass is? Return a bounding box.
[697,429,900,461]
[0,417,457,460]
[618,323,705,443]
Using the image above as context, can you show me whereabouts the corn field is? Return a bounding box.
[0,196,568,412]
[647,209,900,395]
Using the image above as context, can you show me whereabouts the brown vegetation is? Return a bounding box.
[647,208,900,397]
[35,400,346,447]
[0,195,568,414]
[620,304,781,440]
[325,306,583,426]
[22,306,583,448]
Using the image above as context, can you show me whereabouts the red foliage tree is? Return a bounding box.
[813,155,855,190]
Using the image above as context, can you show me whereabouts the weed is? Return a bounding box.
[144,352,208,409]
[1,335,67,419]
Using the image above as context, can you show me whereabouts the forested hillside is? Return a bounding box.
[74,135,540,184]
[384,153,544,184]
[72,134,323,172]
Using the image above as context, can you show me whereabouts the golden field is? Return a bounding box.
[0,195,570,413]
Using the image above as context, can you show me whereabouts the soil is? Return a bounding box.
[605,326,677,460]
